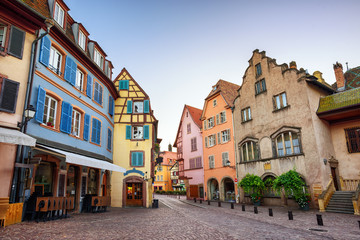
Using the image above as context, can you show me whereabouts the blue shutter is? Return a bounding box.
[64,56,72,83]
[144,100,149,113]
[39,36,50,67]
[125,80,129,89]
[138,152,143,166]
[96,120,101,144]
[126,125,131,139]
[107,128,112,150]
[131,152,137,166]
[60,101,72,134]
[108,96,114,116]
[91,118,97,143]
[118,81,124,90]
[35,86,46,123]
[99,85,103,105]
[83,114,90,141]
[119,80,129,90]
[70,58,77,85]
[127,100,132,113]
[86,75,92,98]
[144,125,149,139]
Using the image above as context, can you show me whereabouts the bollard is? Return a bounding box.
[231,203,234,209]
[194,198,196,203]
[242,204,245,211]
[316,214,323,226]
[218,201,221,207]
[254,206,258,214]
[200,199,202,204]
[288,211,293,220]
[358,220,360,229]
[269,208,273,217]
[208,200,210,205]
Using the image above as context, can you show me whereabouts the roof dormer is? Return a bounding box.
[105,60,113,80]
[50,0,69,29]
[72,23,89,51]
[88,40,107,71]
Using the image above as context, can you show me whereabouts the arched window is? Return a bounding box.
[240,141,259,162]
[275,132,300,157]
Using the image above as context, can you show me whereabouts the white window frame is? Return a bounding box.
[94,48,104,69]
[208,134,216,147]
[220,111,226,123]
[221,129,230,143]
[43,95,57,127]
[132,126,143,139]
[133,101,144,113]
[222,152,229,166]
[0,23,7,50]
[75,68,84,91]
[208,117,214,129]
[54,3,65,28]
[78,30,86,50]
[71,109,81,137]
[49,46,62,75]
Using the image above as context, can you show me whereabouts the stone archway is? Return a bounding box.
[122,176,146,207]
[221,177,235,202]
[207,178,219,200]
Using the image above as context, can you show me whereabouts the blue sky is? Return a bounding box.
[65,0,360,150]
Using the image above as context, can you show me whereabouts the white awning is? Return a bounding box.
[38,145,125,173]
[0,127,36,146]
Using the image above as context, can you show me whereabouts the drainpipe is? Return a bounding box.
[231,106,240,203]
[10,19,54,203]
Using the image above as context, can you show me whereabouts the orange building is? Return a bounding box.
[201,80,239,202]
[154,151,177,191]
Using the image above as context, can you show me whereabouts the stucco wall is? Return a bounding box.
[0,143,17,197]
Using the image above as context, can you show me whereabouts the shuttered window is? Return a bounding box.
[60,101,73,134]
[91,118,101,145]
[64,56,77,85]
[131,151,144,167]
[209,155,215,169]
[144,100,149,113]
[222,152,229,166]
[127,100,132,113]
[39,35,51,67]
[8,26,25,59]
[93,81,103,105]
[83,114,90,141]
[86,75,92,98]
[108,96,114,116]
[119,80,129,90]
[0,78,19,113]
[191,137,197,151]
[107,128,112,151]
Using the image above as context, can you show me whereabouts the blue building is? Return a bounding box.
[19,0,124,212]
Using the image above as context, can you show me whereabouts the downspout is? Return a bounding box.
[231,106,240,204]
[10,19,54,203]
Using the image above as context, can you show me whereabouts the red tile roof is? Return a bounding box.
[205,79,240,107]
[185,105,202,128]
[21,0,51,18]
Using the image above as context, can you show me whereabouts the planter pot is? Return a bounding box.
[299,203,309,211]
[253,200,261,206]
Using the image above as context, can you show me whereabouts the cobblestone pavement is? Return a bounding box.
[0,195,359,240]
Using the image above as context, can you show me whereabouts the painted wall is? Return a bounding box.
[154,151,177,191]
[202,93,236,201]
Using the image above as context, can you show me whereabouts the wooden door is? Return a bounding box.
[126,183,143,207]
[189,185,199,198]
[331,167,339,191]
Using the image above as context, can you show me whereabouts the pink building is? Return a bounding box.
[174,105,204,199]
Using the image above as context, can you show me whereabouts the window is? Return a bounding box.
[191,137,197,151]
[133,102,143,113]
[108,96,114,116]
[107,128,112,151]
[160,175,163,181]
[0,78,19,113]
[345,127,360,153]
[274,92,288,110]
[119,80,129,90]
[43,95,57,127]
[255,63,262,76]
[213,99,217,107]
[157,165,162,172]
[275,132,300,157]
[127,100,149,114]
[94,48,104,69]
[208,134,216,147]
[0,22,7,52]
[71,109,81,137]
[240,141,259,162]
[78,30,86,50]
[208,116,214,129]
[75,68,84,91]
[255,79,266,95]
[91,118,101,145]
[222,152,229,166]
[1,25,25,58]
[209,155,215,169]
[132,126,143,139]
[49,46,62,75]
[241,107,251,122]
[126,125,149,140]
[131,151,144,167]
[221,129,230,143]
[54,3,65,27]
[93,81,103,105]
[220,111,226,123]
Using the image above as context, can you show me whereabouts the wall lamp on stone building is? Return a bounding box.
[323,158,328,165]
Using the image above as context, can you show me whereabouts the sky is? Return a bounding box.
[65,0,360,151]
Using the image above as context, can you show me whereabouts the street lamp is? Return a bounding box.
[17,105,36,129]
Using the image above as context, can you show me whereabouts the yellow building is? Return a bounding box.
[111,68,159,207]
[154,151,177,191]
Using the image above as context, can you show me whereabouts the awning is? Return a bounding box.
[0,127,36,146]
[38,145,125,173]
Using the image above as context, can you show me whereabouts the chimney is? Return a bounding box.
[289,61,297,69]
[333,62,345,91]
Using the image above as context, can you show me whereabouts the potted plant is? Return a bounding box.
[238,174,265,206]
[46,117,54,127]
[273,169,310,210]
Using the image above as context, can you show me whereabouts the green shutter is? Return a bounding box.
[144,100,149,113]
[144,125,149,139]
[127,100,132,113]
[126,125,131,139]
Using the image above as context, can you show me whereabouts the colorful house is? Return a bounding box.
[20,0,124,213]
[201,81,239,202]
[112,68,159,207]
[174,105,204,199]
[154,151,177,191]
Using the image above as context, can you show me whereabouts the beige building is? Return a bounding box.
[233,50,336,207]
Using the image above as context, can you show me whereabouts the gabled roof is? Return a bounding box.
[205,79,239,108]
[173,104,202,147]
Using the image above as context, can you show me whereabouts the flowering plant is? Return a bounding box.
[250,192,262,202]
[295,193,311,207]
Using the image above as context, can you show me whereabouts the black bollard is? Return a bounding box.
[231,203,234,209]
[242,204,245,211]
[194,198,196,203]
[358,221,360,229]
[269,208,273,217]
[208,200,210,205]
[254,206,258,214]
[288,211,293,220]
[316,214,323,226]
[218,201,221,207]
[199,199,202,204]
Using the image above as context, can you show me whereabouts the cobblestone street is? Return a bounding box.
[1,195,359,240]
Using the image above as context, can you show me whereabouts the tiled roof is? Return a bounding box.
[344,66,360,90]
[185,105,202,128]
[206,80,240,107]
[21,0,51,18]
[317,87,360,114]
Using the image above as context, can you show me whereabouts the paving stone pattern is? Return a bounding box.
[0,195,359,240]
